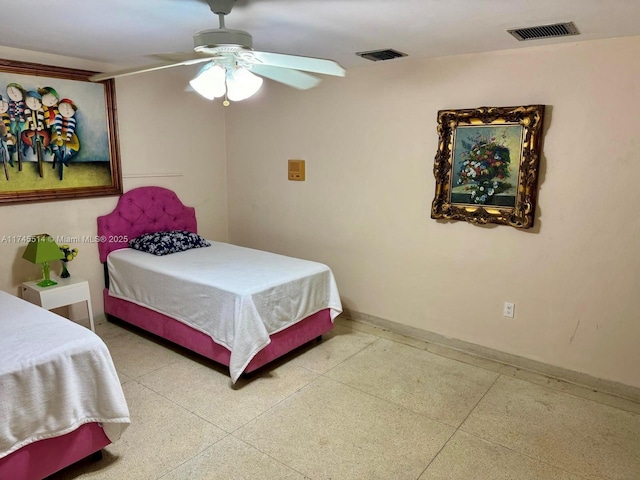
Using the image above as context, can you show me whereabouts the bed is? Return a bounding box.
[0,290,130,480]
[97,186,342,383]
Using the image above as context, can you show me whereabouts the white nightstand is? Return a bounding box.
[21,276,95,332]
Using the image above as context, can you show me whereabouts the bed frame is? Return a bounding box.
[97,186,333,377]
[0,423,109,479]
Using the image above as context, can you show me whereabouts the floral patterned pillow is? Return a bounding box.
[129,230,210,256]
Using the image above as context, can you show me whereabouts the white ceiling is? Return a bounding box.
[2,0,640,71]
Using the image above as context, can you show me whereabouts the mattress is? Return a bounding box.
[107,241,342,382]
[0,290,130,460]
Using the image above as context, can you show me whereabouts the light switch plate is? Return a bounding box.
[288,159,305,181]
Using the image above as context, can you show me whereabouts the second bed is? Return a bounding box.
[98,187,342,383]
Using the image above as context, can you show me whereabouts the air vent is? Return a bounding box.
[508,22,579,41]
[356,48,408,61]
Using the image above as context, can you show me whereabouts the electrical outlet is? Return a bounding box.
[503,302,515,318]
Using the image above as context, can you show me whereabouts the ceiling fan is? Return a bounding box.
[89,0,346,104]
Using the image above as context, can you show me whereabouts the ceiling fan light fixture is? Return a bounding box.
[190,63,226,99]
[89,0,345,99]
[226,67,263,102]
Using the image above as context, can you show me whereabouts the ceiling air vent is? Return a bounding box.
[508,22,579,41]
[356,48,408,61]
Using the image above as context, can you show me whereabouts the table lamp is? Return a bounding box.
[22,234,65,287]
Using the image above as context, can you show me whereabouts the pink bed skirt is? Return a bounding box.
[0,423,110,480]
[104,289,333,374]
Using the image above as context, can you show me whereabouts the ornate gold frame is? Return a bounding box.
[431,105,545,229]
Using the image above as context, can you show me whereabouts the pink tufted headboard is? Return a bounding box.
[97,187,197,263]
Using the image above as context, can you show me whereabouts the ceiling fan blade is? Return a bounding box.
[148,52,217,63]
[250,51,345,77]
[89,57,213,82]
[251,64,321,90]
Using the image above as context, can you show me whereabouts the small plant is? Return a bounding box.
[60,244,78,262]
[59,244,78,278]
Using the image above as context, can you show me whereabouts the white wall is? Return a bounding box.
[224,36,640,389]
[0,46,229,317]
[3,36,638,390]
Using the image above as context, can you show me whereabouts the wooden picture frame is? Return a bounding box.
[0,58,122,204]
[431,105,545,229]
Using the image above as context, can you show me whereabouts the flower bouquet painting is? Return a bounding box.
[451,125,523,207]
[431,105,545,229]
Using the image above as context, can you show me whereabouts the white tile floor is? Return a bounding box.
[50,317,640,480]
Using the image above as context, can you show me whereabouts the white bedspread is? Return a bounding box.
[107,241,342,382]
[0,290,130,460]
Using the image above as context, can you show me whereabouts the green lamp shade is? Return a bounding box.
[22,234,64,263]
[22,234,65,287]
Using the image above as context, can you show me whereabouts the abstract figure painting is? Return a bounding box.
[431,105,545,229]
[0,59,122,204]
